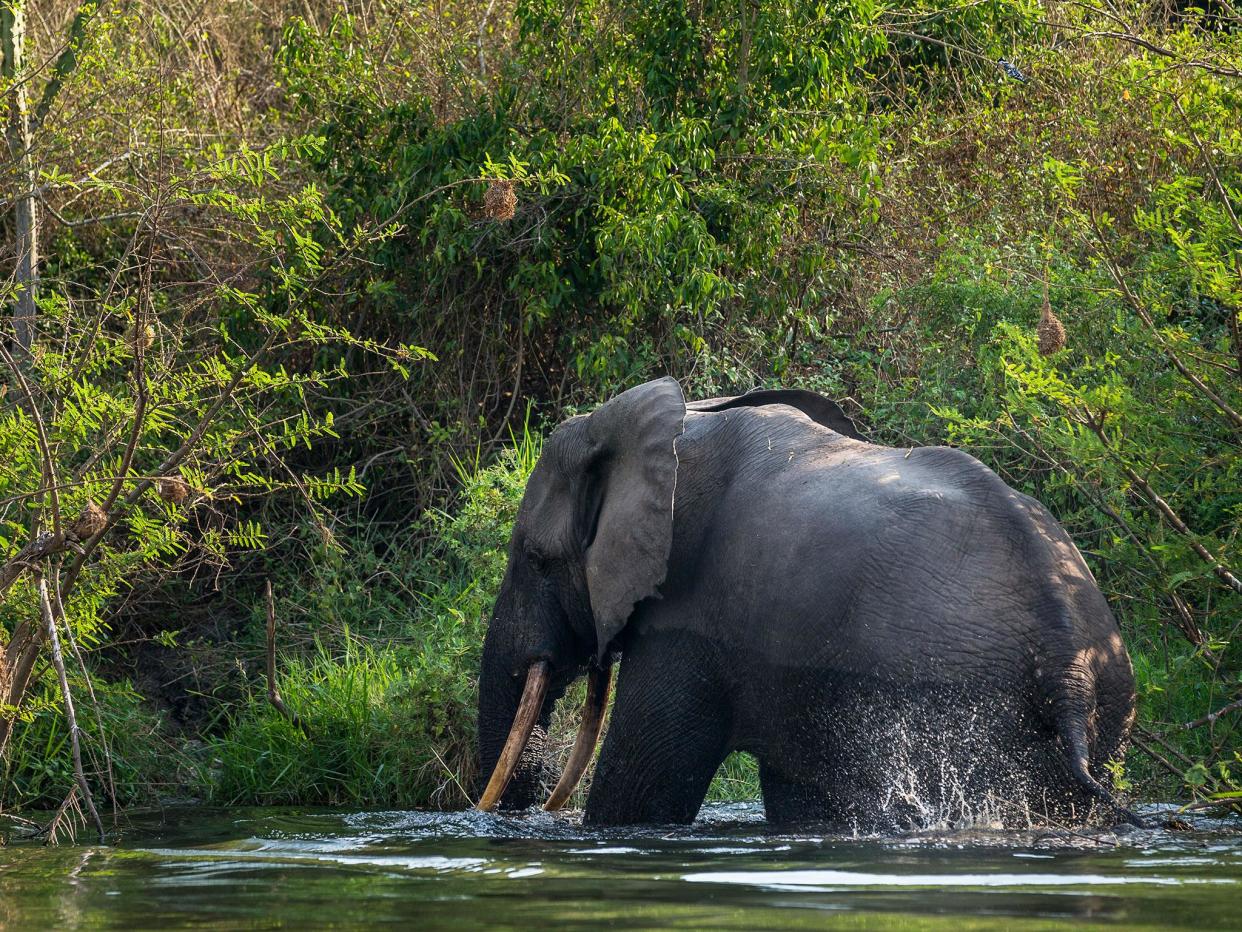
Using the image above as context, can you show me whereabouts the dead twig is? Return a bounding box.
[1178,696,1242,732]
[265,580,307,736]
[53,577,119,819]
[1130,733,1185,783]
[38,785,82,846]
[429,744,472,808]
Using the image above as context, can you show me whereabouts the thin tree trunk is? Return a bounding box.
[3,1,38,351]
[736,0,754,103]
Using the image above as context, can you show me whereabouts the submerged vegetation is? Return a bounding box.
[0,0,1238,829]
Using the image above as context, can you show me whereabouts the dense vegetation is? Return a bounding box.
[0,0,1237,833]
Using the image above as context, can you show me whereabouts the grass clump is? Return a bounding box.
[210,639,476,807]
[708,753,762,803]
[2,679,178,811]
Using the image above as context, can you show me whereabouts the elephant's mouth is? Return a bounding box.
[476,662,612,812]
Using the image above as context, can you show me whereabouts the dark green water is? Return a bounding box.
[1,804,1239,929]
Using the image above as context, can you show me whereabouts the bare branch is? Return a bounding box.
[1178,696,1242,732]
[1089,217,1242,432]
[881,28,999,66]
[1076,29,1242,78]
[1076,408,1242,596]
[38,574,105,843]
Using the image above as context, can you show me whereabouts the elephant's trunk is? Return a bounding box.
[477,661,550,811]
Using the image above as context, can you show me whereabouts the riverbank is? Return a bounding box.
[2,435,1233,819]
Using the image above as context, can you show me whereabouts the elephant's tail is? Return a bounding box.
[1055,714,1144,827]
[1045,644,1144,828]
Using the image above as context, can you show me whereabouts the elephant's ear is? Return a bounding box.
[687,388,864,440]
[583,377,685,663]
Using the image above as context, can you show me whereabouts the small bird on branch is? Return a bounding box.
[998,58,1028,83]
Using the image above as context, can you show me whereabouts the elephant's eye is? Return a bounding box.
[524,547,550,574]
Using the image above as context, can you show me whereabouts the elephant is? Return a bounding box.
[475,377,1137,829]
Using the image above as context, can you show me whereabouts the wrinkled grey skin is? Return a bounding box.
[477,378,1136,828]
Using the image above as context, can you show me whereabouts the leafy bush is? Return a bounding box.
[210,431,540,807]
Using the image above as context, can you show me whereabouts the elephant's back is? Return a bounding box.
[685,421,1120,687]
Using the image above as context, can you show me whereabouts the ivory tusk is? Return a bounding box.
[543,663,612,812]
[477,661,550,812]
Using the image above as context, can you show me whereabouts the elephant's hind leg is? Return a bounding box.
[584,630,729,825]
[759,762,836,826]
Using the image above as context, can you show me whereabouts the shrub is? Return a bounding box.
[210,432,540,807]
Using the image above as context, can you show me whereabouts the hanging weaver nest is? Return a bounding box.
[483,179,517,221]
[1037,277,1066,356]
[70,502,108,540]
[157,475,190,504]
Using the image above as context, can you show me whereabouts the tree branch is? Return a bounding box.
[38,574,105,843]
[1090,217,1242,432]
[1178,696,1242,732]
[31,2,98,133]
[1076,408,1242,596]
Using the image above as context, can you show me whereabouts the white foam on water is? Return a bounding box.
[683,869,1238,889]
[144,848,488,873]
[565,846,644,854]
[505,867,544,878]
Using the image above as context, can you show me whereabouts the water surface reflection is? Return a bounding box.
[1,803,1238,929]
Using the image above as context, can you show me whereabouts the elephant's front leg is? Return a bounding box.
[584,629,730,825]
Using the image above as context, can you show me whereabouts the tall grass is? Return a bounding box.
[2,679,179,810]
[211,638,477,807]
[210,429,540,808]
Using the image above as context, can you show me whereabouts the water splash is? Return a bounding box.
[827,691,1089,834]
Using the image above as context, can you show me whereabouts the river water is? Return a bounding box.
[1,803,1239,929]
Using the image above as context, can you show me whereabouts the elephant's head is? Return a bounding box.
[476,377,685,811]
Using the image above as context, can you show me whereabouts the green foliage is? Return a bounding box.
[1,0,427,814]
[4,0,1238,819]
[2,678,175,810]
[274,0,886,405]
[211,431,540,807]
[210,638,477,807]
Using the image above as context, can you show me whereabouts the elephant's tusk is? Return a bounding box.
[543,664,612,812]
[476,660,550,812]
